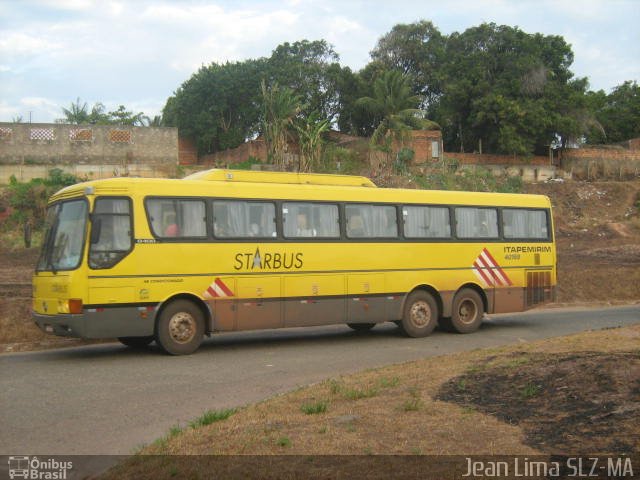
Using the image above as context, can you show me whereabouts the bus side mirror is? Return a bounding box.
[90,218,102,244]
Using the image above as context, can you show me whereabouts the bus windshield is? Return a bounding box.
[37,199,88,272]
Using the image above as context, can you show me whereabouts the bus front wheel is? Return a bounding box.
[400,291,438,338]
[448,288,484,333]
[156,300,205,355]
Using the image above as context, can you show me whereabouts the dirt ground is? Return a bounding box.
[437,350,640,455]
[1,179,639,351]
[101,324,640,479]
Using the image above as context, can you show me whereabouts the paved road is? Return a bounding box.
[1,305,639,457]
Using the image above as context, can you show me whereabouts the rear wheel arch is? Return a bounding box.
[402,285,443,320]
[443,284,487,334]
[456,283,488,313]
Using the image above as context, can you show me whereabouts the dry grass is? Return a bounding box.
[102,324,640,479]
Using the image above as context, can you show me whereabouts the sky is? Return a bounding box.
[0,0,638,124]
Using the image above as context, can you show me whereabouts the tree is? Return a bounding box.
[370,20,445,110]
[295,112,330,172]
[7,169,79,228]
[357,71,437,166]
[261,81,302,169]
[335,63,386,136]
[163,59,267,154]
[589,81,640,143]
[57,99,148,126]
[430,23,588,154]
[59,98,90,124]
[108,105,145,126]
[143,115,164,127]
[266,40,342,123]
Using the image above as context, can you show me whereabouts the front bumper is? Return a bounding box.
[33,305,156,339]
[33,312,88,338]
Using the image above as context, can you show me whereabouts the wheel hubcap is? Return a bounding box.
[168,312,196,344]
[458,299,478,324]
[409,301,431,327]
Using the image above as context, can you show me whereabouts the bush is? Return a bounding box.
[6,169,80,228]
[413,162,523,194]
[320,144,362,174]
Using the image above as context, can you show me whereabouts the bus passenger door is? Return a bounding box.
[347,274,386,324]
[235,276,282,331]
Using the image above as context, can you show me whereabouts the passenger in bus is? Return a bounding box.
[382,209,398,236]
[347,215,365,237]
[164,212,180,237]
[296,212,316,236]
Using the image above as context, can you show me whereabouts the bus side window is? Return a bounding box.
[147,199,206,239]
[403,206,451,238]
[283,202,339,238]
[213,200,276,238]
[345,204,398,238]
[503,209,548,239]
[455,207,498,239]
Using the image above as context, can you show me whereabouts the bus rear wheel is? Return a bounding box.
[156,300,205,355]
[400,291,438,338]
[449,288,484,333]
[118,336,153,348]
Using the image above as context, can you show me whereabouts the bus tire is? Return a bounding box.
[400,291,438,338]
[118,336,153,348]
[450,289,484,333]
[346,322,375,332]
[156,300,205,355]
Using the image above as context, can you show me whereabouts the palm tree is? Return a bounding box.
[261,81,302,169]
[357,71,438,168]
[60,98,90,124]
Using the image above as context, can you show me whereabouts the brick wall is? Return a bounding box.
[178,137,198,165]
[403,130,443,163]
[0,122,178,165]
[559,145,640,180]
[199,138,268,165]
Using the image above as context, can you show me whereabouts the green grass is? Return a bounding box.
[301,401,328,415]
[520,382,541,399]
[378,376,400,388]
[342,386,379,400]
[327,378,379,400]
[189,408,237,428]
[277,436,291,448]
[401,398,423,412]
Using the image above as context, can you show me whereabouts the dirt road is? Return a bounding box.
[1,305,638,458]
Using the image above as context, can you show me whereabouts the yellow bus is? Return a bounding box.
[33,169,556,355]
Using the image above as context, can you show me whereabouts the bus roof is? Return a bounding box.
[184,169,377,188]
[49,169,551,209]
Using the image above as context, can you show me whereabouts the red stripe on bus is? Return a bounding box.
[214,278,234,297]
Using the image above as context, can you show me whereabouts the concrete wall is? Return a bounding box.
[445,152,551,166]
[0,122,178,165]
[0,163,180,184]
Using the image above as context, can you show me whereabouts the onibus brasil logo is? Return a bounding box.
[7,456,72,479]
